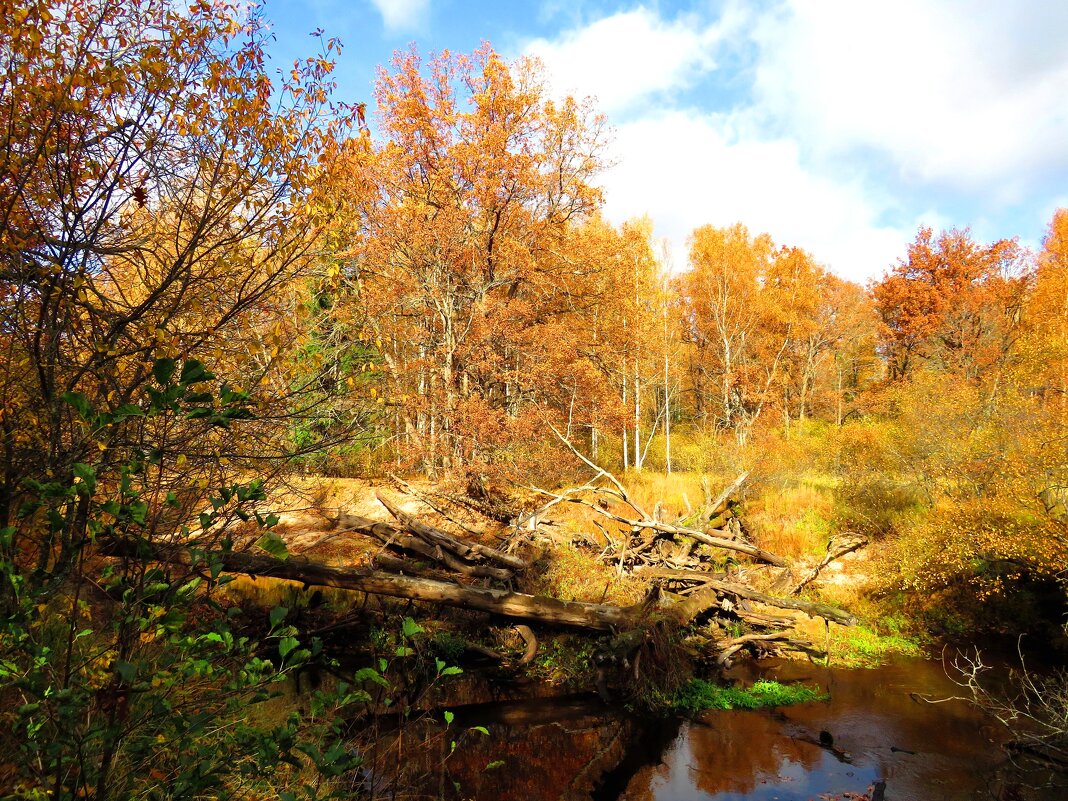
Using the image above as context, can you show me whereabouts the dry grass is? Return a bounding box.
[529,546,647,607]
[621,471,717,522]
[747,482,836,559]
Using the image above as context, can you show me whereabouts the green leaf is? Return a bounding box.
[62,391,93,421]
[353,667,389,688]
[255,532,289,561]
[394,646,414,657]
[401,617,424,639]
[485,760,505,771]
[278,637,299,658]
[114,660,137,683]
[269,606,289,628]
[152,358,177,385]
[71,463,96,496]
[128,501,148,525]
[443,710,454,725]
[440,666,463,677]
[179,359,214,386]
[471,725,489,736]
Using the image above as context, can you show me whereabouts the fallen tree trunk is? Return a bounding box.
[716,631,804,665]
[99,538,637,631]
[672,579,856,626]
[375,492,527,571]
[338,513,514,582]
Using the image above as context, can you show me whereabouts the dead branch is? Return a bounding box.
[790,532,868,595]
[376,492,528,571]
[672,579,856,626]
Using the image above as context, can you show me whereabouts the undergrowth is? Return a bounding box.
[672,679,826,714]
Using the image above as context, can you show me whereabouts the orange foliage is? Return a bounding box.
[871,227,1024,381]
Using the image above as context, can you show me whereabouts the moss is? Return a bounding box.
[672,679,826,714]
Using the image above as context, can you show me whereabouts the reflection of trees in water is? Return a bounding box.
[389,711,635,800]
[688,712,823,796]
[618,713,823,799]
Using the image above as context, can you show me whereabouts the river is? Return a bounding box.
[369,656,1064,800]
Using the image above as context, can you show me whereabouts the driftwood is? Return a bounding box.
[706,472,749,518]
[514,624,539,666]
[387,474,484,538]
[716,631,802,665]
[531,486,786,567]
[99,537,639,631]
[345,513,514,582]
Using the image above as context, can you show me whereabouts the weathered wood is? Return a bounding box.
[514,624,538,666]
[672,579,856,626]
[717,631,797,665]
[372,553,451,581]
[99,538,637,630]
[343,512,514,582]
[635,566,727,584]
[549,494,786,567]
[388,474,484,538]
[706,471,749,518]
[376,492,527,571]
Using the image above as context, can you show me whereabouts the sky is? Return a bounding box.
[265,0,1068,283]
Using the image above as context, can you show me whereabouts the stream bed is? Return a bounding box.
[380,656,1064,800]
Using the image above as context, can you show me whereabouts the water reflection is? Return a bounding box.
[618,657,1036,801]
[353,658,1057,800]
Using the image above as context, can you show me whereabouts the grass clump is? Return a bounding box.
[672,679,826,714]
[827,624,922,667]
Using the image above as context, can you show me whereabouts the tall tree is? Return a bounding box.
[334,45,610,476]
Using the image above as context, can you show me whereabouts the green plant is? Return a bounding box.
[672,678,826,714]
[0,362,366,800]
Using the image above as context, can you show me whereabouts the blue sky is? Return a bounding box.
[264,0,1068,283]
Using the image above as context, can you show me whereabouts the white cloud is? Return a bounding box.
[752,0,1068,196]
[602,111,913,282]
[368,0,429,33]
[517,1,1068,282]
[524,6,741,116]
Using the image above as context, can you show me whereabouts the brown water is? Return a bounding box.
[616,657,1022,801]
[361,657,1062,800]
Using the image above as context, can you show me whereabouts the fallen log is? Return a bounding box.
[717,631,798,665]
[706,471,749,518]
[375,492,527,571]
[99,537,638,631]
[339,513,514,582]
[635,566,727,584]
[672,579,856,626]
[387,474,484,538]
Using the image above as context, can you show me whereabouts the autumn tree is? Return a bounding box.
[871,226,1024,382]
[678,225,831,442]
[331,44,612,478]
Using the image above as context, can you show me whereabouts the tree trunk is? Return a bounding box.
[99,538,638,631]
